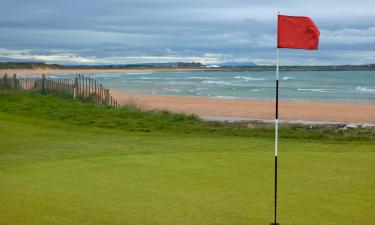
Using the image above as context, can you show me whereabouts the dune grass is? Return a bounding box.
[0,92,374,225]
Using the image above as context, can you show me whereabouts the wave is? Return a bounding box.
[140,77,158,80]
[356,86,375,92]
[140,77,183,81]
[162,88,181,92]
[297,88,338,93]
[165,81,195,85]
[125,72,154,75]
[202,80,234,85]
[282,76,293,80]
[187,76,213,80]
[234,76,266,81]
[92,74,122,78]
[214,96,242,99]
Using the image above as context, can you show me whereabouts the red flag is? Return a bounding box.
[278,15,320,50]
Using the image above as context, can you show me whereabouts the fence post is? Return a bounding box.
[100,84,103,103]
[4,73,8,89]
[41,74,46,95]
[13,74,17,90]
[105,89,110,105]
[74,77,78,100]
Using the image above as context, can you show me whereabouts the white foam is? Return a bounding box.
[298,88,337,93]
[187,76,213,80]
[356,86,375,92]
[214,96,242,99]
[165,81,193,85]
[234,76,266,81]
[202,80,233,85]
[163,88,181,92]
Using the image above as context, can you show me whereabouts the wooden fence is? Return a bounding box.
[0,73,120,108]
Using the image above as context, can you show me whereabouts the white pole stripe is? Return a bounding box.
[274,119,278,156]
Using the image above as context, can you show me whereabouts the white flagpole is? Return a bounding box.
[272,12,280,225]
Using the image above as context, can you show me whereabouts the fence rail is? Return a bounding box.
[0,73,120,108]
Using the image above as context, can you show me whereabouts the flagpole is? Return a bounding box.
[272,12,280,225]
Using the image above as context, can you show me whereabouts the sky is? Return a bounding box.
[0,0,375,65]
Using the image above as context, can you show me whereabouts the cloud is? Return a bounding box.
[0,48,231,65]
[321,27,375,45]
[0,0,375,65]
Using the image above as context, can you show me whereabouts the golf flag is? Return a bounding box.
[272,13,320,225]
[278,15,320,50]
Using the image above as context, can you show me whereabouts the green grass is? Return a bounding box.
[0,92,374,225]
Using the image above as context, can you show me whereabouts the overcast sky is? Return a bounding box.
[1,0,375,65]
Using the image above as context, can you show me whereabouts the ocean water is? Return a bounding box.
[86,71,375,103]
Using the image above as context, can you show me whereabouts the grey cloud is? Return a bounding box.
[0,0,375,65]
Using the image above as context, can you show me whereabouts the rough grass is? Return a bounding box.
[0,91,374,140]
[0,92,374,225]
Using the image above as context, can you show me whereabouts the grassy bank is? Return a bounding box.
[0,92,374,225]
[0,92,374,140]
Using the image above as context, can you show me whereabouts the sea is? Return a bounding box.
[68,71,375,103]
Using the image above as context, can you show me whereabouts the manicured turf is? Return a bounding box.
[0,93,374,224]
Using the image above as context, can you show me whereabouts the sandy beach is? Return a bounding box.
[112,92,375,124]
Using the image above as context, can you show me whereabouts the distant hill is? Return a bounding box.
[0,62,65,69]
[1,61,375,71]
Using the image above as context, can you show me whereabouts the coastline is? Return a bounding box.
[1,68,374,124]
[0,68,209,76]
[111,91,375,124]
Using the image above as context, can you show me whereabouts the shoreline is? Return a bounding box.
[111,91,375,124]
[2,68,374,124]
[0,68,209,76]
